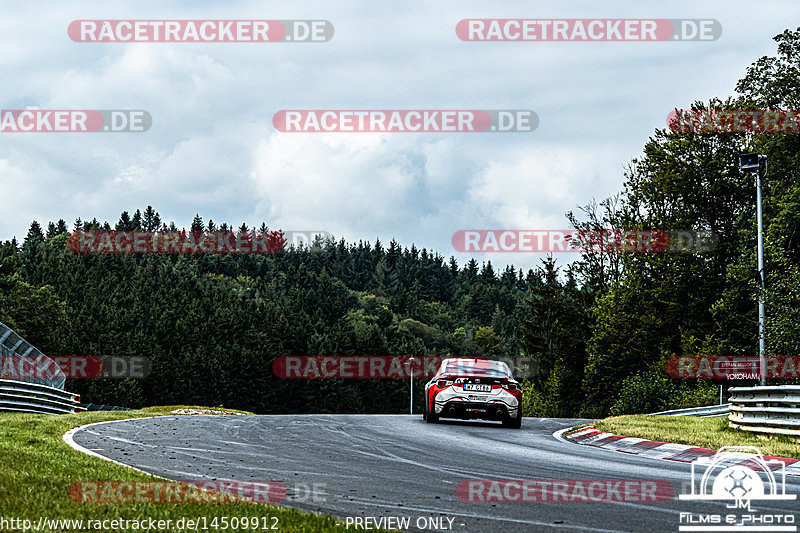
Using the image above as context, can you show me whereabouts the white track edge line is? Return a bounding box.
[63,415,178,480]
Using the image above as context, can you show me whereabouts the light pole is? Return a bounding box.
[739,153,767,386]
[406,357,419,414]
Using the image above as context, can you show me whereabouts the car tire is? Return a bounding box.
[426,402,438,423]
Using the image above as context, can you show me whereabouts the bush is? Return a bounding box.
[676,381,720,409]
[520,375,570,418]
[610,370,680,415]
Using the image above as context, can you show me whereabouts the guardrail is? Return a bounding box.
[0,379,84,414]
[728,385,800,437]
[0,320,66,390]
[650,404,730,417]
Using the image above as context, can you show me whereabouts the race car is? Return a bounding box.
[423,358,523,428]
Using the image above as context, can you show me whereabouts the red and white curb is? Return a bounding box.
[556,425,800,476]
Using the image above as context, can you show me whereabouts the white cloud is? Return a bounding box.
[0,0,797,272]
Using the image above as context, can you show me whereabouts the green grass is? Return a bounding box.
[0,406,389,532]
[593,415,800,459]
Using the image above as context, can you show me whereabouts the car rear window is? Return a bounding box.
[442,360,511,378]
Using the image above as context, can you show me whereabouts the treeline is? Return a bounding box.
[2,29,800,416]
[569,28,800,416]
[0,211,543,413]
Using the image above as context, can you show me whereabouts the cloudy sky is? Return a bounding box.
[0,1,796,272]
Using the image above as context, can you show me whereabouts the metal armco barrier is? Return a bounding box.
[728,385,800,437]
[0,379,84,414]
[650,404,730,417]
[0,320,66,389]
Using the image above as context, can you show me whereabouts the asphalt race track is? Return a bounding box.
[71,415,800,532]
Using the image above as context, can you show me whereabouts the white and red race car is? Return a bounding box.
[423,358,523,428]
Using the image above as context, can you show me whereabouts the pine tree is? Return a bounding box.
[142,206,160,231]
[480,261,496,285]
[191,214,205,232]
[116,211,134,231]
[132,210,142,230]
[84,218,101,230]
[24,221,45,247]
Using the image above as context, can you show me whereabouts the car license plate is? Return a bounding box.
[464,383,491,392]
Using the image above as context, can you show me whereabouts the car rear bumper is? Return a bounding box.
[434,397,519,421]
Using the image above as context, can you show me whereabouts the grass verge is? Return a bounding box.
[0,405,384,532]
[594,415,800,459]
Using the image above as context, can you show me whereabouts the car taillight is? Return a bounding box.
[437,379,453,388]
[502,383,518,392]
